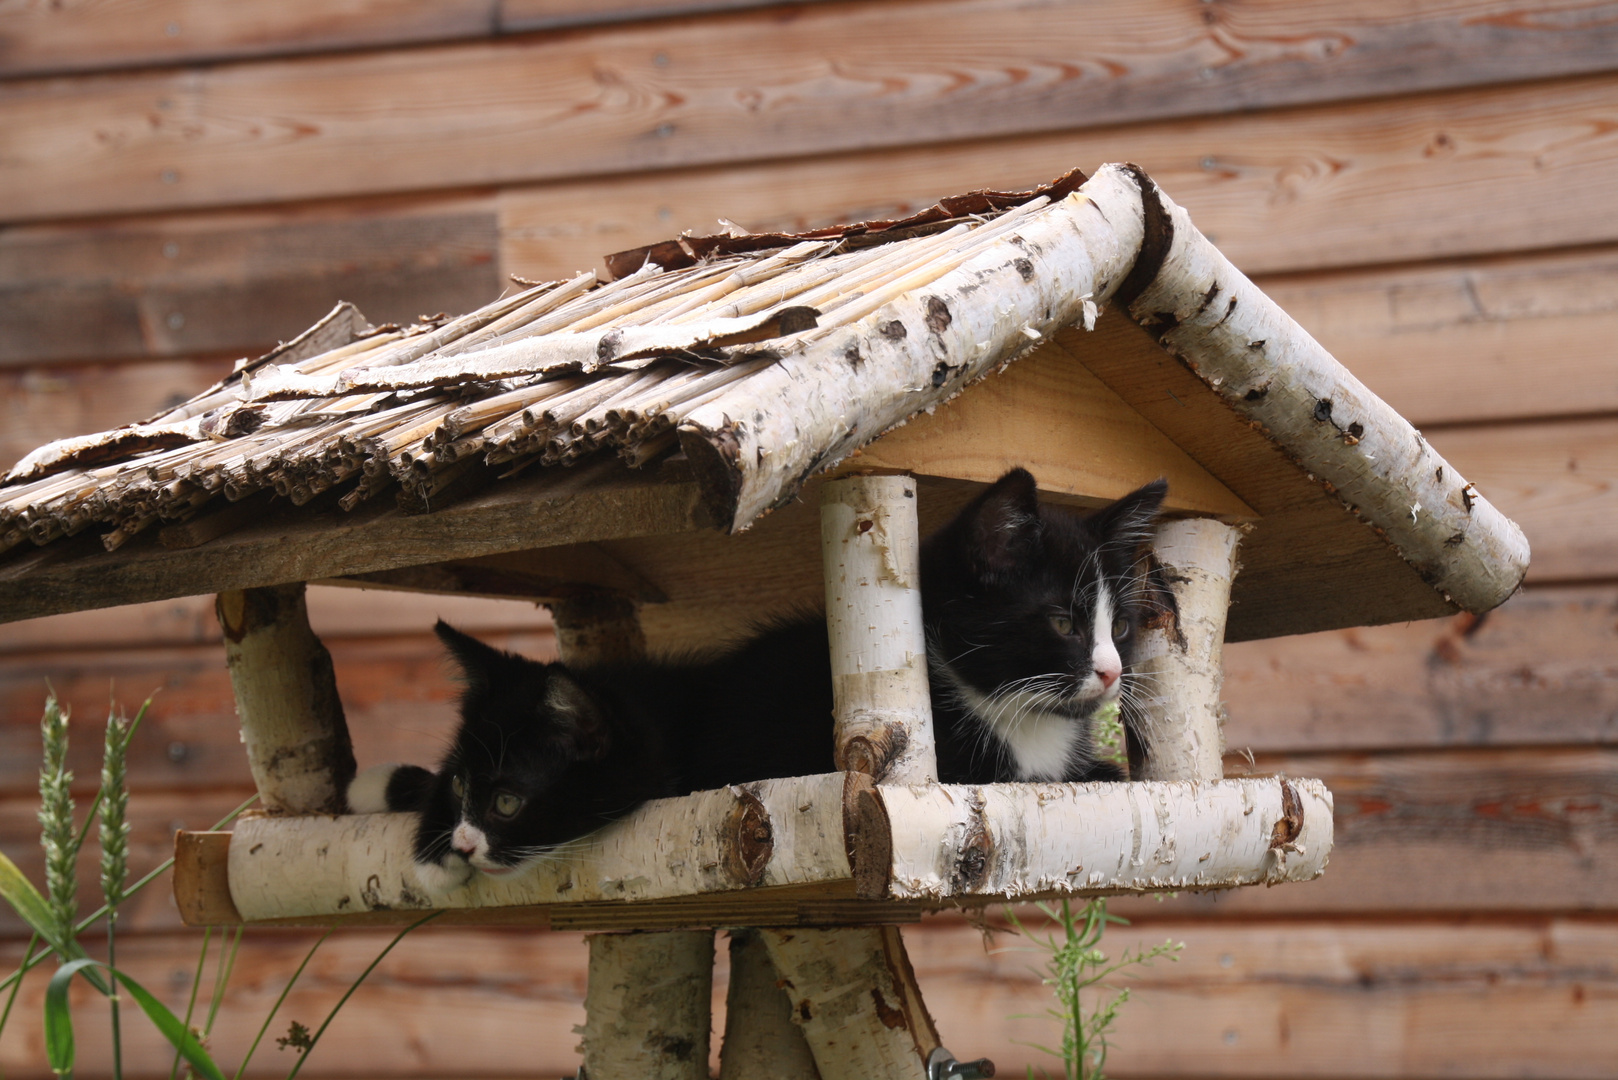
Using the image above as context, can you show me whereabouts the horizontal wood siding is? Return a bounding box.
[0,1,1612,1077]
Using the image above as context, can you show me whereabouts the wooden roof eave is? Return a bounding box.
[676,162,1528,619]
[1120,178,1530,616]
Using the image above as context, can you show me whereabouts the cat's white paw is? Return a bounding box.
[412,856,475,896]
[346,764,399,814]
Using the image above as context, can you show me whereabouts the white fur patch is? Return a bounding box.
[958,683,1082,779]
[1088,590,1123,699]
[412,855,474,896]
[345,763,398,814]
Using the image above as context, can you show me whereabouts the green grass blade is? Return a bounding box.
[44,957,100,1077]
[0,851,66,954]
[284,912,440,1080]
[46,958,226,1080]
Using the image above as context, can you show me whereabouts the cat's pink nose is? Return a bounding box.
[1097,667,1119,689]
[453,837,477,855]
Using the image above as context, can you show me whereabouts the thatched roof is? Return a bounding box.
[0,164,1528,636]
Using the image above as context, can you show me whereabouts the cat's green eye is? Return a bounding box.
[1050,614,1074,636]
[493,792,524,819]
[1112,616,1130,640]
[450,776,465,800]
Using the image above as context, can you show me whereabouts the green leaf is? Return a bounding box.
[0,850,65,953]
[44,959,226,1080]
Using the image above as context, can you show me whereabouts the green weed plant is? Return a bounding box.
[1003,897,1183,1080]
[0,692,436,1079]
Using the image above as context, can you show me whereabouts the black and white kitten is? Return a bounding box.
[347,468,1166,892]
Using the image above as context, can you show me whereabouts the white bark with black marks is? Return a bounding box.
[821,474,937,784]
[217,583,354,815]
[1129,518,1244,782]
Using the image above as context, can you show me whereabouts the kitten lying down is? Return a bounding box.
[348,468,1167,893]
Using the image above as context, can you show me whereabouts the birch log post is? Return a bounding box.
[820,473,937,784]
[1127,519,1244,782]
[719,930,822,1080]
[555,592,715,1080]
[759,926,940,1080]
[575,930,715,1080]
[217,583,354,814]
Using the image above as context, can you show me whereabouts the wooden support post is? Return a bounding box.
[747,473,942,1080]
[759,926,939,1080]
[1129,518,1244,782]
[552,592,716,1080]
[720,930,822,1080]
[549,593,648,664]
[820,473,937,784]
[576,930,715,1080]
[217,582,354,814]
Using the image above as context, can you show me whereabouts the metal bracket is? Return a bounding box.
[928,1046,996,1080]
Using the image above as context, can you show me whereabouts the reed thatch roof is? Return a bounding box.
[0,164,1528,636]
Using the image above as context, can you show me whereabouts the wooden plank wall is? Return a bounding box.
[2,1,1616,1075]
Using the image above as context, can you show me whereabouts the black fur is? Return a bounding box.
[364,469,1167,884]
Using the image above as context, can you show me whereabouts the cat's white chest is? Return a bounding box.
[974,690,1083,780]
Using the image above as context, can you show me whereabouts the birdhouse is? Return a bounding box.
[0,164,1528,1080]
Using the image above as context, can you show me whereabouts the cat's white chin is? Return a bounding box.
[412,856,475,896]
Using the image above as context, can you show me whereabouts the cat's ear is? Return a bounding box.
[543,669,611,761]
[1089,478,1168,552]
[960,467,1043,581]
[435,620,510,691]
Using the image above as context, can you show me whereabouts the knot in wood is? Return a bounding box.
[1269,779,1304,850]
[836,728,907,782]
[723,789,773,887]
[952,815,994,893]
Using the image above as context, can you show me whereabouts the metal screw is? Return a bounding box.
[655,123,676,138]
[162,241,179,258]
[161,169,179,184]
[165,21,181,36]
[1223,1029,1239,1045]
[653,51,669,67]
[167,741,188,764]
[929,1047,996,1080]
[166,312,185,330]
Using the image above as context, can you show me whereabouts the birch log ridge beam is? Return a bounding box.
[1129,518,1245,783]
[217,582,355,815]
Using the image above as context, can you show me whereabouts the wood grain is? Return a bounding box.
[1256,244,1618,426]
[0,631,559,798]
[0,0,844,78]
[495,70,1618,276]
[0,358,228,474]
[1223,585,1618,753]
[1431,417,1618,583]
[0,457,708,624]
[3,918,1614,1078]
[0,198,500,368]
[1120,746,1618,917]
[6,3,1618,238]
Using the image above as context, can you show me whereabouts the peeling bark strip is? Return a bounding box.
[821,474,936,785]
[1126,180,1529,615]
[679,164,1149,530]
[1129,518,1244,783]
[760,926,940,1080]
[719,930,821,1080]
[224,773,851,921]
[577,929,714,1080]
[872,777,1332,901]
[217,583,355,814]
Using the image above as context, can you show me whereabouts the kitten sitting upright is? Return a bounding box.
[347,468,1166,893]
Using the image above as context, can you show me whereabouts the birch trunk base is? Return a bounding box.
[719,930,821,1080]
[577,930,715,1080]
[760,926,939,1080]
